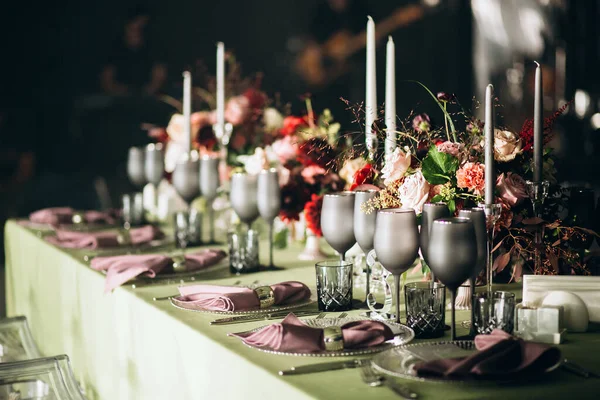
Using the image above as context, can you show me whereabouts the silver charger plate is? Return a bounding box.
[371,340,562,383]
[236,317,415,357]
[170,289,316,315]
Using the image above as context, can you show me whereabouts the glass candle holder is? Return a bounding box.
[315,260,353,312]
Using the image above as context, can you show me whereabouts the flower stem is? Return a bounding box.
[305,97,316,129]
[443,103,451,142]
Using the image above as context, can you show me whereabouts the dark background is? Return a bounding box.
[0,0,599,223]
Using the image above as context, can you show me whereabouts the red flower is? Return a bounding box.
[297,137,335,168]
[304,194,323,237]
[518,101,571,152]
[279,178,311,223]
[281,116,308,136]
[350,164,377,190]
[243,88,267,111]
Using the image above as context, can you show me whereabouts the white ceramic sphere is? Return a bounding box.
[542,291,589,333]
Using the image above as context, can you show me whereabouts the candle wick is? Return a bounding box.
[388,35,393,42]
[534,60,540,68]
[367,15,373,22]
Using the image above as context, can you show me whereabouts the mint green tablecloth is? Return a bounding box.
[4,220,600,399]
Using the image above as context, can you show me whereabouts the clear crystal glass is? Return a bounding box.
[473,291,516,334]
[405,282,446,339]
[228,229,260,274]
[315,260,353,312]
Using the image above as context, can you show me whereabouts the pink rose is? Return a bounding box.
[271,135,299,164]
[456,162,485,195]
[398,170,430,214]
[496,173,528,207]
[436,141,463,158]
[381,147,411,185]
[225,95,251,126]
[301,165,327,184]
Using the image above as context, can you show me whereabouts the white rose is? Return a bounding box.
[339,157,367,184]
[263,107,284,132]
[381,147,411,185]
[237,148,269,175]
[398,170,430,214]
[493,129,522,162]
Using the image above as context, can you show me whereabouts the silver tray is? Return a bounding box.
[171,289,316,315]
[372,340,562,383]
[235,317,415,357]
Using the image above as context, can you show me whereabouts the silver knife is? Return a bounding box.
[210,311,319,325]
[279,360,361,375]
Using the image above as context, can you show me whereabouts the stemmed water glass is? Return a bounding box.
[257,169,281,269]
[373,208,420,324]
[353,189,377,305]
[427,217,478,340]
[172,151,201,250]
[458,208,488,336]
[127,146,147,189]
[200,155,221,244]
[420,203,450,283]
[321,192,356,262]
[145,143,165,221]
[230,172,259,231]
[478,203,502,293]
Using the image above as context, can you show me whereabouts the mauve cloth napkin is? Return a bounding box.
[29,207,118,226]
[91,249,227,293]
[414,329,562,380]
[45,225,163,249]
[231,313,394,352]
[176,281,311,312]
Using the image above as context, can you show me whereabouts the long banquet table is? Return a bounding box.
[4,220,600,399]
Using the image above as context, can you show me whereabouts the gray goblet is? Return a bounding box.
[458,207,488,336]
[199,155,220,243]
[144,143,165,221]
[420,203,450,283]
[353,189,378,304]
[172,152,200,205]
[373,208,420,324]
[257,169,281,269]
[427,217,478,340]
[230,172,259,230]
[321,192,356,262]
[127,146,146,189]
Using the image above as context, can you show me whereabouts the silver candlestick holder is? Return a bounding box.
[213,122,233,179]
[478,203,502,294]
[525,180,550,274]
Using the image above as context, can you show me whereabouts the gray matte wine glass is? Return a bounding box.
[353,189,378,303]
[199,155,220,243]
[172,152,201,205]
[458,207,488,336]
[427,217,477,340]
[321,192,356,262]
[127,146,146,189]
[258,169,281,269]
[373,208,420,324]
[230,172,259,230]
[420,203,450,283]
[144,143,164,186]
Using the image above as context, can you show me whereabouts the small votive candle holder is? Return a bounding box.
[228,229,260,274]
[473,291,516,334]
[315,260,353,312]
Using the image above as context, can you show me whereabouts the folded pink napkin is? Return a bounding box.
[231,313,394,352]
[414,329,562,380]
[45,225,163,249]
[91,249,227,293]
[176,281,311,312]
[29,207,118,226]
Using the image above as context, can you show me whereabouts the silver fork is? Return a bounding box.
[359,362,417,399]
[338,312,348,319]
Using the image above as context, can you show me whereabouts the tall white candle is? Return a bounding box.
[385,36,396,159]
[216,42,225,133]
[365,16,377,159]
[533,61,543,182]
[182,71,192,152]
[484,84,494,204]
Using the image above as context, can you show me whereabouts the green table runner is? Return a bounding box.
[4,220,600,399]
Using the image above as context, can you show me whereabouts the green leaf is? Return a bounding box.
[421,146,459,185]
[430,194,443,203]
[447,199,456,214]
[273,228,288,249]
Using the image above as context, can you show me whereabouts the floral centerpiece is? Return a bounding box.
[354,86,596,281]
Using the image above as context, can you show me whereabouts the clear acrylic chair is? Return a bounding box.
[0,317,41,363]
[0,355,86,399]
